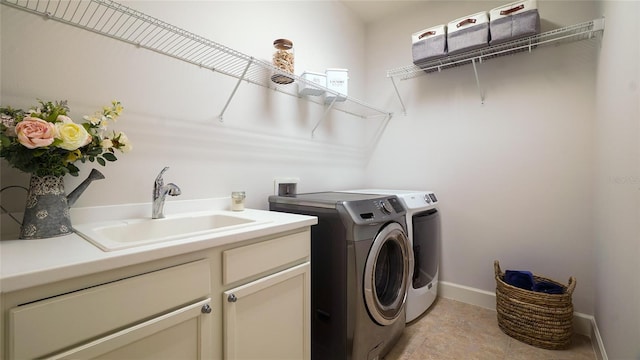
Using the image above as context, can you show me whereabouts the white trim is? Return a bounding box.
[590,317,608,360]
[439,280,497,310]
[437,280,607,358]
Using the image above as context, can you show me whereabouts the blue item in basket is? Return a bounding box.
[533,280,565,294]
[504,270,534,290]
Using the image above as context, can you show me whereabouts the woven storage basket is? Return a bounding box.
[494,260,576,350]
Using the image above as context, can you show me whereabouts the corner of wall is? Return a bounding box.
[589,317,608,360]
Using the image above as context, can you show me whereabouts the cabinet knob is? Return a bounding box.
[227,293,238,303]
[201,304,212,314]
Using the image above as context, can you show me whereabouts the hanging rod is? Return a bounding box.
[1,0,392,124]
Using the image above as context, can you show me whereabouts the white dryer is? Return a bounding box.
[343,189,441,322]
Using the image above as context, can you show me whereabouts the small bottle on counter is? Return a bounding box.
[271,38,294,84]
[231,191,246,211]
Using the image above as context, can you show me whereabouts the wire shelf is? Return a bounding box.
[1,0,392,124]
[386,18,604,109]
[387,18,605,81]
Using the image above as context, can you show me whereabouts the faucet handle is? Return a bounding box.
[155,166,170,184]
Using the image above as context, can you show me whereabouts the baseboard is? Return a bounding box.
[439,280,497,311]
[590,317,608,360]
[438,280,604,355]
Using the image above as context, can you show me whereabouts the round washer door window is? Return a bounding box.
[363,222,413,326]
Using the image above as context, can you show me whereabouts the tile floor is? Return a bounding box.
[384,297,596,360]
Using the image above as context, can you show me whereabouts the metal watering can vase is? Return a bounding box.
[19,169,105,239]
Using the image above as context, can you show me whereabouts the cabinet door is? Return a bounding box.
[47,299,213,360]
[10,259,211,359]
[223,262,310,360]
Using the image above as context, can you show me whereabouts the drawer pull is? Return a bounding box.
[201,304,212,314]
[227,293,238,303]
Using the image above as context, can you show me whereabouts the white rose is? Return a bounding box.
[100,138,113,149]
[116,132,133,153]
[56,122,92,150]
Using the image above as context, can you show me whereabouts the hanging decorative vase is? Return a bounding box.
[17,169,106,239]
[19,175,72,239]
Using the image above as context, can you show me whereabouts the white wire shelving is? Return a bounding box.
[1,0,392,137]
[387,18,605,111]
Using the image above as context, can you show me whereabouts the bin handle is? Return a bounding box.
[457,18,477,28]
[566,276,577,295]
[494,260,502,278]
[418,31,436,39]
[500,4,524,15]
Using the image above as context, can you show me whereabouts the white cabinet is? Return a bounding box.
[47,299,212,360]
[8,260,212,359]
[1,228,312,360]
[223,263,310,360]
[221,231,311,360]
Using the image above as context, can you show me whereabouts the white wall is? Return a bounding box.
[3,0,638,355]
[0,1,376,236]
[364,1,600,315]
[594,1,640,358]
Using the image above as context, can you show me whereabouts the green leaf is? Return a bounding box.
[86,148,102,156]
[97,157,106,166]
[102,153,117,161]
[67,163,80,176]
[47,109,59,122]
[0,134,11,148]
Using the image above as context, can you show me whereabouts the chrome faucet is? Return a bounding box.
[152,167,181,219]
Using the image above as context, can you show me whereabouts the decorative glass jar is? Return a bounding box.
[271,38,294,84]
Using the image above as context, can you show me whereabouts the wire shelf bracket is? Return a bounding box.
[387,18,605,108]
[218,58,253,122]
[1,0,393,136]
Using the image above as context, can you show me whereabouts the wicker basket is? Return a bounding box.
[494,260,576,350]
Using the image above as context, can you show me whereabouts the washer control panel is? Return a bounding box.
[376,197,403,214]
[342,196,406,223]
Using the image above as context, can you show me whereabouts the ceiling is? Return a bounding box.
[340,1,430,24]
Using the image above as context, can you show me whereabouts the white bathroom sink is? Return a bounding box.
[74,211,269,251]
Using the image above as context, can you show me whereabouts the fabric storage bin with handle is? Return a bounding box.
[447,12,489,55]
[494,260,576,350]
[412,24,447,67]
[489,0,540,45]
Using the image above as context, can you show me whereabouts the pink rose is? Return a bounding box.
[15,117,56,149]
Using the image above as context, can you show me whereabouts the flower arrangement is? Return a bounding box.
[0,99,132,177]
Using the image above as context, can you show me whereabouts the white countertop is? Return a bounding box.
[0,198,316,293]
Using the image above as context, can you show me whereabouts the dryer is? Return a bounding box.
[269,192,413,360]
[342,190,440,322]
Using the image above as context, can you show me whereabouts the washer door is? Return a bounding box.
[363,222,413,326]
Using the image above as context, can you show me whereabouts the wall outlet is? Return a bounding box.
[274,177,300,196]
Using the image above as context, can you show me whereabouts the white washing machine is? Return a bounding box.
[343,189,440,322]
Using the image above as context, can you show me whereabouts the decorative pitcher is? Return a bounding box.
[19,169,105,239]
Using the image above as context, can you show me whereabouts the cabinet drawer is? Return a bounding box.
[9,259,210,359]
[223,230,310,285]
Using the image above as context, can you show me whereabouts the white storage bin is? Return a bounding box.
[489,0,540,45]
[325,68,348,103]
[412,24,448,66]
[447,11,490,55]
[298,71,326,96]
